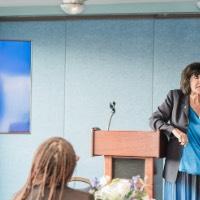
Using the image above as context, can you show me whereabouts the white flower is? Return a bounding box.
[99,176,110,187]
[93,176,153,200]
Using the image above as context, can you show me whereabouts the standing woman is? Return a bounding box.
[13,137,94,200]
[149,62,200,200]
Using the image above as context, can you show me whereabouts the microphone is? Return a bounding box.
[108,101,116,131]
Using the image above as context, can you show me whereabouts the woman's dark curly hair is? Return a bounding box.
[180,62,200,95]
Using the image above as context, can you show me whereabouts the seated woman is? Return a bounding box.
[13,137,94,200]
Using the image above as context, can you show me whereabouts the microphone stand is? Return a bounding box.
[107,102,116,131]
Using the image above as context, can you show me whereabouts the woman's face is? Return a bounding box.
[190,74,200,94]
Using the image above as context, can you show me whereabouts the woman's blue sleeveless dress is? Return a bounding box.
[164,107,200,200]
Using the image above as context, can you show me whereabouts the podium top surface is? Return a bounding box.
[92,130,167,158]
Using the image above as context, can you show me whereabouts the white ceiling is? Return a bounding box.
[0,0,199,17]
[0,0,196,7]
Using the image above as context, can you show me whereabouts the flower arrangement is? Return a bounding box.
[90,175,155,200]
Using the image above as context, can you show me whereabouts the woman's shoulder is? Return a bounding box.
[26,187,94,200]
[167,89,184,97]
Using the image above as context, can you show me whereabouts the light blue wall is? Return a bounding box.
[154,18,200,103]
[0,18,200,200]
[64,19,154,180]
[0,21,66,200]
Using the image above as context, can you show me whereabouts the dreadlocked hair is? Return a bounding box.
[13,137,76,200]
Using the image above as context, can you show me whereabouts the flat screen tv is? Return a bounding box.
[0,40,31,133]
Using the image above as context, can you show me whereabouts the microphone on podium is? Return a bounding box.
[107,101,116,131]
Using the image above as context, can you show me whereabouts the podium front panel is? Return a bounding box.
[113,158,144,179]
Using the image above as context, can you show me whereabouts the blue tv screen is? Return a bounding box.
[0,40,31,133]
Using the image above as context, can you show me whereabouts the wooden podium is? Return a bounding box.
[92,129,167,198]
